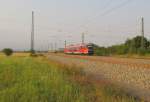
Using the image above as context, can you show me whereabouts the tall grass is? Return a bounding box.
[0,57,84,102]
[58,64,137,102]
[0,56,138,102]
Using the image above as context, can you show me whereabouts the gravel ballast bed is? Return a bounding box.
[47,54,150,101]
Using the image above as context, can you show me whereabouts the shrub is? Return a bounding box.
[30,53,38,57]
[2,48,13,56]
[138,48,146,55]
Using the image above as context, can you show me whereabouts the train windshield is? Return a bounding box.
[87,44,94,55]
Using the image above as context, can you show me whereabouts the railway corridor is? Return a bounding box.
[47,54,150,101]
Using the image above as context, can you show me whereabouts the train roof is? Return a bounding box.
[66,43,93,48]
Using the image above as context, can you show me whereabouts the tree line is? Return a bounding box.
[94,36,150,56]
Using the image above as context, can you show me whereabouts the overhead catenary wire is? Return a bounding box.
[47,1,127,43]
[69,0,134,45]
[77,0,114,39]
[82,0,135,29]
[47,0,135,47]
[84,0,114,23]
[99,0,134,17]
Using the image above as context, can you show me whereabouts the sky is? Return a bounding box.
[0,0,150,51]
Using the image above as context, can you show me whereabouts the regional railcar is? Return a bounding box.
[64,43,94,55]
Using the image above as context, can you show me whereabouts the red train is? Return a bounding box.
[64,43,94,55]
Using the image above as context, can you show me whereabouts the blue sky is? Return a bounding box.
[0,0,150,50]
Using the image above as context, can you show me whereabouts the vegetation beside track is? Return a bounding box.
[0,54,138,102]
[94,36,150,56]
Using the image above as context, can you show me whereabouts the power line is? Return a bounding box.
[74,0,134,34]
[83,0,134,28]
[85,0,113,23]
[47,0,135,46]
[101,0,134,16]
[71,0,134,45]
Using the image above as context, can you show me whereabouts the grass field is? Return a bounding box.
[0,54,138,102]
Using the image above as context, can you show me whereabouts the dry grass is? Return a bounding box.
[47,54,150,101]
[0,54,142,102]
[48,60,138,102]
[12,52,30,57]
[0,52,30,57]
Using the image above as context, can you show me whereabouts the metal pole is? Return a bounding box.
[55,43,57,51]
[65,40,67,48]
[51,43,53,51]
[48,43,50,51]
[31,11,35,53]
[141,17,144,49]
[82,33,84,44]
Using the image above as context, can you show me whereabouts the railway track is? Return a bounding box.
[56,54,150,69]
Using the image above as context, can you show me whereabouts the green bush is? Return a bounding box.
[2,48,13,56]
[94,36,150,56]
[138,48,147,55]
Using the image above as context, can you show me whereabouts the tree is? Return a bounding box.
[125,36,150,54]
[92,36,150,56]
[2,48,13,56]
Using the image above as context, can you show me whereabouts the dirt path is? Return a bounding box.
[47,54,150,101]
